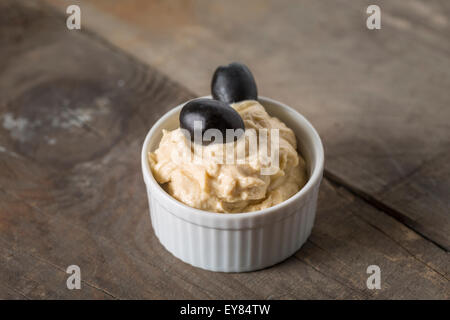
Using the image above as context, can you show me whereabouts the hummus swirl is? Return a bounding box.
[148,100,307,213]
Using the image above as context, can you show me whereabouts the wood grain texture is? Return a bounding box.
[0,0,448,299]
[49,0,450,250]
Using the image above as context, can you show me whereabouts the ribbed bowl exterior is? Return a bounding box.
[146,179,320,272]
[141,96,324,272]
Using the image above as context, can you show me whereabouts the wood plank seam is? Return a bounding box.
[1,283,31,300]
[324,170,449,252]
[380,148,450,197]
[0,236,119,299]
[293,255,371,299]
[30,252,118,299]
[305,240,373,284]
[0,188,226,299]
[351,213,449,281]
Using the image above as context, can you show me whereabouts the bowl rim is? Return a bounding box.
[141,96,324,222]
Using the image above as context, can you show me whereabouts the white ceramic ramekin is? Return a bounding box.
[141,96,324,272]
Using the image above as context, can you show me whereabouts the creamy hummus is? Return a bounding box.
[148,100,307,213]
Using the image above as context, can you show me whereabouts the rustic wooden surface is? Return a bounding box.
[0,0,448,299]
[47,0,450,250]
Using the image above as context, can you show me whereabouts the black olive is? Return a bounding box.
[179,98,245,145]
[211,62,258,104]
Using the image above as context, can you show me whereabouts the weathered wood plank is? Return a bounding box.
[377,150,450,250]
[0,0,448,299]
[0,0,360,299]
[298,180,449,299]
[0,226,114,300]
[53,0,450,249]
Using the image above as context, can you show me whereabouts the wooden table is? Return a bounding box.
[0,0,448,299]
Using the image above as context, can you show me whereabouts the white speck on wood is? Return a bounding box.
[52,108,94,129]
[0,145,19,158]
[2,113,29,142]
[44,135,57,145]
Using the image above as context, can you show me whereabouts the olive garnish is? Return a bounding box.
[179,98,245,145]
[211,62,258,104]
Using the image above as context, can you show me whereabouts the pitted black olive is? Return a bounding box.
[179,98,245,145]
[211,62,258,104]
